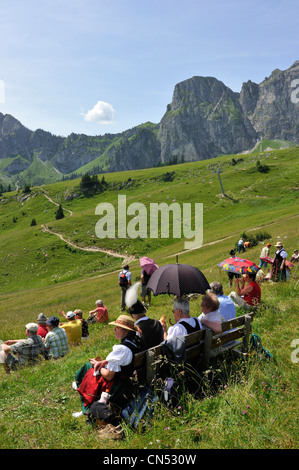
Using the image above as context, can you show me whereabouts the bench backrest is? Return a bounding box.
[133,312,254,385]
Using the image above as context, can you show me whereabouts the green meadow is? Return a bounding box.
[0,146,298,449]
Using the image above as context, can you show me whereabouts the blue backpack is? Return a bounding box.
[121,386,159,430]
[250,334,272,360]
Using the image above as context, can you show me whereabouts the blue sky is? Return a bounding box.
[0,0,298,137]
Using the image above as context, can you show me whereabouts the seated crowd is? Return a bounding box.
[2,238,297,440]
[0,298,110,372]
[0,276,254,373]
[0,274,259,439]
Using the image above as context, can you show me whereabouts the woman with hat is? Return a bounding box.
[72,315,143,431]
[270,241,288,281]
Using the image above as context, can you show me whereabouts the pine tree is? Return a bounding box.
[55,204,64,220]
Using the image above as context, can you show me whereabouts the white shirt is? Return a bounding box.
[135,316,149,325]
[167,317,201,339]
[198,309,224,326]
[105,344,133,372]
[276,248,287,259]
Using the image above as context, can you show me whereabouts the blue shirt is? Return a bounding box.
[218,295,236,321]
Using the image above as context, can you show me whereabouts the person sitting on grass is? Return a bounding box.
[229,271,261,310]
[58,310,82,344]
[290,249,299,264]
[0,323,44,372]
[74,309,89,339]
[88,300,109,323]
[36,313,48,339]
[44,316,69,360]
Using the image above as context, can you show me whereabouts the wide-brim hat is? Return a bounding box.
[275,242,283,247]
[109,315,135,331]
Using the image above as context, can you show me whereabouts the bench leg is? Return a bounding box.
[242,314,252,353]
[202,328,213,370]
[145,349,156,387]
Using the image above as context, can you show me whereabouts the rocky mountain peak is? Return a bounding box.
[0,61,298,187]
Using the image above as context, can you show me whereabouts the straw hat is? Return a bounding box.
[109,315,135,331]
[275,241,283,248]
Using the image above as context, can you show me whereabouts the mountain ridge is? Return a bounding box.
[0,60,298,188]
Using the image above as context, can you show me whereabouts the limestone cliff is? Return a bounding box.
[0,61,298,187]
[159,76,257,163]
[240,60,299,143]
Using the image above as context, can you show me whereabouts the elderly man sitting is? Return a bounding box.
[44,316,69,360]
[162,298,201,340]
[0,323,44,372]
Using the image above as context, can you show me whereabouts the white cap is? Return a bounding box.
[66,311,75,319]
[26,323,38,333]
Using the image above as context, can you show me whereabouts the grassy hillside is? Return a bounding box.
[0,146,298,450]
[1,146,298,294]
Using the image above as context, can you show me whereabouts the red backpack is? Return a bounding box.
[118,271,128,287]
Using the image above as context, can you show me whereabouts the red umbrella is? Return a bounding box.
[218,256,259,274]
[261,256,294,269]
[146,263,210,297]
[139,257,159,275]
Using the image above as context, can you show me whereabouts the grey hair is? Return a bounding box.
[173,298,190,316]
[209,281,223,296]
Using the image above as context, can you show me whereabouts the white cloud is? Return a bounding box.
[83,100,115,124]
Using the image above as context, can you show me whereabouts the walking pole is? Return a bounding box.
[292,262,298,279]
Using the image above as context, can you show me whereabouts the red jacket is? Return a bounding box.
[37,324,48,338]
[77,368,114,406]
[244,281,261,306]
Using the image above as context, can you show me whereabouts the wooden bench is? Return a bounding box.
[133,312,255,386]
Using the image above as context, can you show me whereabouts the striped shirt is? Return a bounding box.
[10,335,44,365]
[44,327,69,359]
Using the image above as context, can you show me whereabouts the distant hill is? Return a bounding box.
[0,60,298,188]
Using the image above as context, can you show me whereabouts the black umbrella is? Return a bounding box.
[146,263,210,297]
